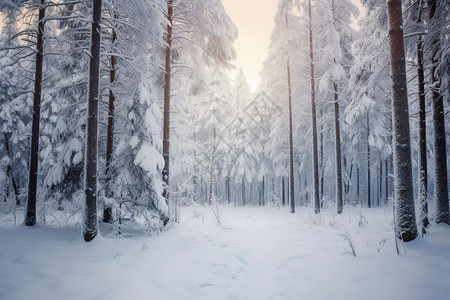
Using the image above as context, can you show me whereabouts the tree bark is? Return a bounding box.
[242,177,245,206]
[428,0,449,224]
[162,0,173,203]
[287,60,295,213]
[333,82,343,214]
[4,133,20,205]
[367,112,371,208]
[103,12,118,224]
[25,0,46,226]
[416,7,429,232]
[319,108,324,207]
[308,0,320,214]
[385,156,389,204]
[208,127,216,205]
[386,0,418,242]
[83,0,103,242]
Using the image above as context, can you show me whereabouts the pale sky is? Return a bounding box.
[222,0,365,92]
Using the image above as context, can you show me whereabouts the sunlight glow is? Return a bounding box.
[222,0,365,93]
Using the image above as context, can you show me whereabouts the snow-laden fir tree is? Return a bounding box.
[346,0,392,207]
[161,0,237,204]
[316,0,358,213]
[0,7,31,206]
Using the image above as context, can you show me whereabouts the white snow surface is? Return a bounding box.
[1,205,450,300]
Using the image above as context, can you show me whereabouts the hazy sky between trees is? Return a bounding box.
[222,0,365,92]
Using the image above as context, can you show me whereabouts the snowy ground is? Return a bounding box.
[1,204,450,300]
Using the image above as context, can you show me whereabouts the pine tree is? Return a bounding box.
[161,0,237,204]
[0,7,30,206]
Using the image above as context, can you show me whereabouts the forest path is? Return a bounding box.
[146,205,371,299]
[1,205,450,300]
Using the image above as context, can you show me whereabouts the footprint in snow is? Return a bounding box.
[199,282,214,288]
[235,254,247,265]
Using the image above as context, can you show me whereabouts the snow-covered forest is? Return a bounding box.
[0,0,449,298]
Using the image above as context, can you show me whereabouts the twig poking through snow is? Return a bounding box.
[339,231,357,257]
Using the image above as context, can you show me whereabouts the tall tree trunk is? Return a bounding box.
[288,60,295,213]
[333,82,343,214]
[385,156,389,204]
[103,12,118,224]
[357,165,360,203]
[286,9,295,214]
[4,133,20,205]
[208,127,216,205]
[162,0,173,203]
[428,0,449,224]
[386,0,418,242]
[242,178,245,206]
[379,160,382,206]
[226,176,231,203]
[367,112,371,208]
[319,108,324,207]
[25,0,46,226]
[344,157,353,205]
[262,176,265,206]
[309,0,320,214]
[282,177,286,206]
[417,6,429,232]
[83,0,103,242]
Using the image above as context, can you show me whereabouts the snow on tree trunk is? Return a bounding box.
[103,12,117,224]
[83,0,103,242]
[386,0,418,242]
[25,0,46,226]
[4,133,20,205]
[334,82,343,214]
[208,127,217,205]
[287,60,295,214]
[367,112,371,208]
[308,0,320,214]
[428,0,449,224]
[162,0,173,204]
[416,12,429,233]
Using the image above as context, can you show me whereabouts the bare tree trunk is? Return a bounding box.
[25,0,46,226]
[357,165,360,203]
[367,112,371,208]
[208,127,216,205]
[262,176,265,206]
[242,178,245,206]
[309,0,320,214]
[286,9,295,214]
[385,156,389,204]
[428,0,449,224]
[103,12,118,224]
[83,0,103,242]
[319,108,324,208]
[4,133,20,205]
[288,59,295,213]
[417,6,429,233]
[379,160,382,206]
[162,0,173,203]
[387,0,418,242]
[226,176,230,203]
[282,177,286,206]
[333,82,343,214]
